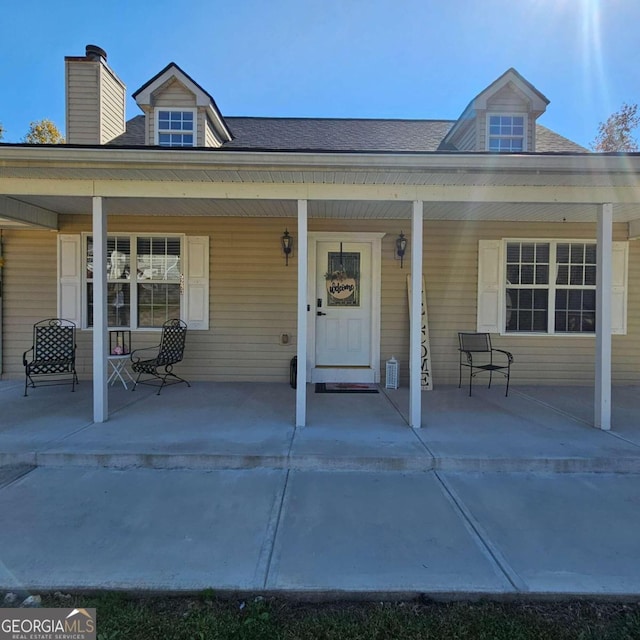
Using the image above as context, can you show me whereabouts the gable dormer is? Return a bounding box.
[440,68,549,152]
[132,63,232,147]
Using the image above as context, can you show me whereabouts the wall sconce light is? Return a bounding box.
[395,231,408,268]
[281,229,293,266]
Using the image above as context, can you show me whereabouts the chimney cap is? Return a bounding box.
[85,44,107,61]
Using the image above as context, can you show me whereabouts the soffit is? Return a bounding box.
[2,164,640,189]
[7,195,639,223]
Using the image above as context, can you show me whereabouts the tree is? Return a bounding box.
[591,103,639,152]
[23,118,64,144]
[0,122,4,140]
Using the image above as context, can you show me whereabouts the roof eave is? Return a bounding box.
[1,144,637,174]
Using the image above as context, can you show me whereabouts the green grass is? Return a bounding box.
[40,592,640,640]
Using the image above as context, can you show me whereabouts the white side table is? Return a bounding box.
[108,354,135,389]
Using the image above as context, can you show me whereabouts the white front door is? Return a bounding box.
[310,236,380,383]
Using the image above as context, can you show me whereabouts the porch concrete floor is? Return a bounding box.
[1,380,640,596]
[1,379,639,472]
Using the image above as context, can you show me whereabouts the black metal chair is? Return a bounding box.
[130,319,190,395]
[23,318,78,396]
[458,332,513,397]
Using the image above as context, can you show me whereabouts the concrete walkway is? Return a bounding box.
[1,380,640,597]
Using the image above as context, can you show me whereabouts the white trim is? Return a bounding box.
[486,113,527,152]
[595,204,613,430]
[501,238,602,336]
[92,197,108,423]
[81,232,187,330]
[477,240,502,333]
[409,201,423,428]
[184,236,209,330]
[153,107,197,147]
[629,219,640,240]
[296,200,308,427]
[475,71,549,112]
[313,368,375,383]
[611,242,628,335]
[136,66,211,106]
[307,232,384,384]
[57,234,82,327]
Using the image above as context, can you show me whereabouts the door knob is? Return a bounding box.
[317,311,327,316]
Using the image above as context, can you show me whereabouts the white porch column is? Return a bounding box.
[295,199,308,427]
[409,201,423,428]
[92,196,108,423]
[595,203,613,430]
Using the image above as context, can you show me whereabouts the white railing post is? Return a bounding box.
[409,201,423,428]
[296,200,308,427]
[595,203,613,430]
[92,196,108,423]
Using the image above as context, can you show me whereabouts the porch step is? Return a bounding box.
[3,451,640,474]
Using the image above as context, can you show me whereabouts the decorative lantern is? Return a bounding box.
[109,330,131,356]
[281,229,293,266]
[385,355,399,389]
[396,231,408,268]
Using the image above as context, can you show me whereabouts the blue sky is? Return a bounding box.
[0,0,638,147]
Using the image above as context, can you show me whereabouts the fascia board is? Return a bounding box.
[135,66,209,106]
[1,145,640,175]
[475,74,549,112]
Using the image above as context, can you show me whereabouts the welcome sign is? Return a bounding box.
[326,251,360,306]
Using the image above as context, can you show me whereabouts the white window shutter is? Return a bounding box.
[58,234,82,327]
[477,240,502,333]
[184,236,209,330]
[611,241,628,335]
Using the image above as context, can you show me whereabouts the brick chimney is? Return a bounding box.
[65,45,126,145]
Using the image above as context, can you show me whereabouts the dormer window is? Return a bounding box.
[487,114,525,152]
[156,109,195,147]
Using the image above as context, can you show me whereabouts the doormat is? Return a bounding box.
[315,383,379,394]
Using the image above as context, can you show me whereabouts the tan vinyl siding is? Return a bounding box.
[449,119,477,151]
[98,65,126,143]
[154,79,197,108]
[66,59,125,145]
[457,123,476,151]
[65,61,101,145]
[2,217,638,388]
[204,115,223,147]
[486,85,528,112]
[441,220,635,387]
[477,112,487,151]
[196,111,207,147]
[1,230,60,376]
[204,118,216,146]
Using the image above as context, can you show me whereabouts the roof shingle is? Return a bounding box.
[109,114,587,153]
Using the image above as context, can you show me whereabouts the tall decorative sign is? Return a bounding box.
[407,274,433,391]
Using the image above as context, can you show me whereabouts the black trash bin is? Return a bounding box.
[289,356,297,389]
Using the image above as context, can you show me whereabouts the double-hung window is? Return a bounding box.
[86,235,182,329]
[477,239,628,336]
[506,241,596,333]
[58,233,209,331]
[487,114,525,152]
[156,109,195,147]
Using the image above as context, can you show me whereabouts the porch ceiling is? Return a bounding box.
[1,195,638,225]
[2,146,640,228]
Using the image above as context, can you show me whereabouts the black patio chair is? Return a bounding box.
[458,332,514,397]
[130,319,190,395]
[23,318,78,397]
